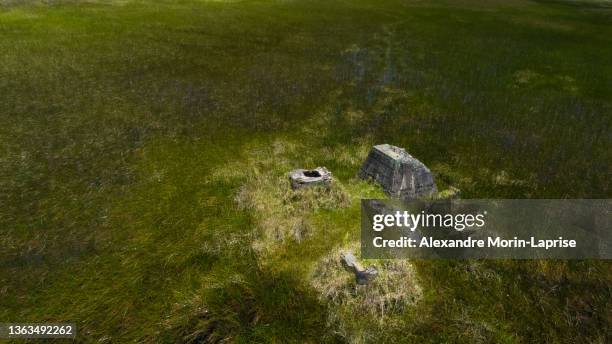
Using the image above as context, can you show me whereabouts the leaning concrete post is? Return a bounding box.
[341,252,378,285]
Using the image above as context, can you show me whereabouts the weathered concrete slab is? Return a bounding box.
[288,166,332,190]
[359,144,437,199]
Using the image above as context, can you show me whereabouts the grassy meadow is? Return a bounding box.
[1,0,611,342]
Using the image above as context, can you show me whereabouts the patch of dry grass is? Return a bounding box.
[236,169,351,253]
[310,243,422,344]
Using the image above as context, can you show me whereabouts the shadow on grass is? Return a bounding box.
[533,0,612,9]
[169,264,341,343]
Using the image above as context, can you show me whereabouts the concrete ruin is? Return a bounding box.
[288,166,332,190]
[341,252,378,285]
[359,144,437,199]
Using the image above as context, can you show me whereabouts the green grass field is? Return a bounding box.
[1,0,611,342]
